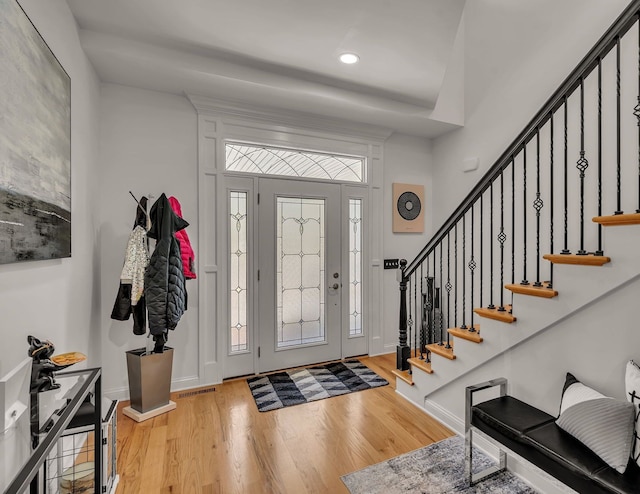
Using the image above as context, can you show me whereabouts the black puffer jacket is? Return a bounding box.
[145,193,188,336]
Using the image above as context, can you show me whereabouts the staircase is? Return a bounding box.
[394,0,640,410]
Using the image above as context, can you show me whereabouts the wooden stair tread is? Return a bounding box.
[593,212,640,226]
[474,305,516,323]
[391,369,414,386]
[408,358,433,374]
[505,282,558,298]
[426,342,456,360]
[448,325,482,343]
[543,253,610,266]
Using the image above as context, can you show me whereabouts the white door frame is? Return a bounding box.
[189,95,391,385]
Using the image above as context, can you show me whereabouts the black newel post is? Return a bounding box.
[396,259,411,370]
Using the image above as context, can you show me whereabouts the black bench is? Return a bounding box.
[465,378,640,494]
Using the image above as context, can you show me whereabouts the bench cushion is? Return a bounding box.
[472,395,640,494]
[471,395,555,442]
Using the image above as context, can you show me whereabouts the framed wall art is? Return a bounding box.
[392,183,424,233]
[0,0,71,264]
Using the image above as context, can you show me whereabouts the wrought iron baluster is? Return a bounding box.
[431,253,437,351]
[480,194,483,309]
[636,16,640,213]
[445,232,451,347]
[562,97,571,254]
[499,166,507,310]
[512,163,516,286]
[576,78,589,255]
[488,184,495,309]
[415,270,419,358]
[420,263,425,358]
[469,204,477,332]
[549,114,555,286]
[616,36,623,215]
[534,129,544,285]
[450,224,457,349]
[522,144,529,285]
[461,214,467,330]
[439,241,444,345]
[598,58,604,255]
[408,275,413,367]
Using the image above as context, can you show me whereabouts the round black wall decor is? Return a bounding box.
[397,191,421,220]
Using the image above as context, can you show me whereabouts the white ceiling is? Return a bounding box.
[66,0,466,137]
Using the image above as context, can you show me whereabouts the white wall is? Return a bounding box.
[98,84,199,397]
[382,134,433,352]
[432,0,630,230]
[0,0,100,376]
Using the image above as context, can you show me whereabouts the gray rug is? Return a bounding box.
[341,435,538,493]
[247,360,388,412]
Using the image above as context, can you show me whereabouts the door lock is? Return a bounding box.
[332,283,340,290]
[333,272,339,278]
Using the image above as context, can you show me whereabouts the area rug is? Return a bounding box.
[247,360,388,412]
[341,435,538,493]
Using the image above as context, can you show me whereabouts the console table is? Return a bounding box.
[1,367,102,494]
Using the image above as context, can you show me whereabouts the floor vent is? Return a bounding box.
[178,387,216,398]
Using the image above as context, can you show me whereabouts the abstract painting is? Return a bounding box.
[0,0,71,264]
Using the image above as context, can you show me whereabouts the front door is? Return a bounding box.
[257,178,342,373]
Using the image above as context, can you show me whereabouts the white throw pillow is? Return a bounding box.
[625,360,640,468]
[556,372,634,474]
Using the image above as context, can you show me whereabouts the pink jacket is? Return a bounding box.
[168,196,197,279]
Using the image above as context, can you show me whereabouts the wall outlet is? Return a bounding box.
[384,259,399,269]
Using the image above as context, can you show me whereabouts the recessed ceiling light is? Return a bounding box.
[339,53,359,64]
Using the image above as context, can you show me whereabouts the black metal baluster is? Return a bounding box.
[522,144,530,285]
[512,163,516,285]
[488,184,495,309]
[415,268,419,359]
[635,16,640,213]
[577,78,589,255]
[499,165,507,310]
[480,194,483,309]
[396,259,409,370]
[420,274,426,360]
[534,129,544,285]
[549,114,555,286]
[461,213,467,330]
[469,204,477,332]
[432,252,437,349]
[407,275,413,366]
[450,224,457,349]
[616,36,623,215]
[444,232,451,347]
[597,58,604,255]
[420,263,425,358]
[424,258,428,354]
[439,240,444,347]
[562,97,571,254]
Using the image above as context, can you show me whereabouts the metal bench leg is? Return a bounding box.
[465,378,508,486]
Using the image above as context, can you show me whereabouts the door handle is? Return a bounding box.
[332,283,340,290]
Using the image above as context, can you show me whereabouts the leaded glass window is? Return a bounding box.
[276,197,326,348]
[225,142,365,183]
[349,199,363,336]
[230,191,248,353]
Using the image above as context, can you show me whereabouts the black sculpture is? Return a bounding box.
[27,335,60,393]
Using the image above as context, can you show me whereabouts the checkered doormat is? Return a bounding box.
[247,360,389,412]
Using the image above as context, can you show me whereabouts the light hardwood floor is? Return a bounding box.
[115,353,454,493]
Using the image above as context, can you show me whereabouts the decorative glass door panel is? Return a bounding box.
[258,179,341,373]
[277,197,325,348]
